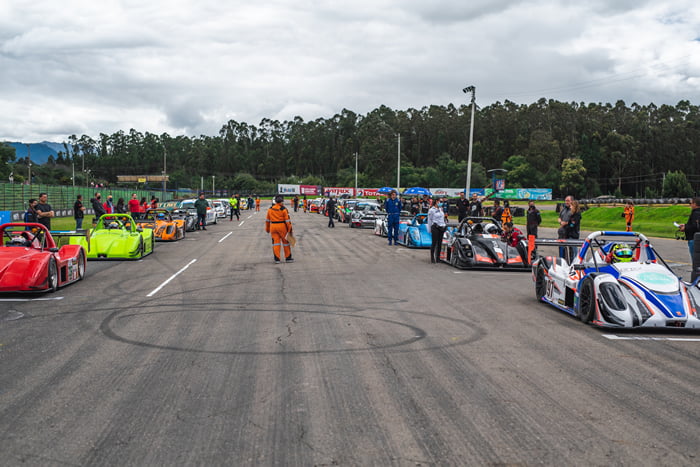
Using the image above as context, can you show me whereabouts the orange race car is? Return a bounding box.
[137,209,186,241]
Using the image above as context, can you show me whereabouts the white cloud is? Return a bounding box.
[1,0,699,142]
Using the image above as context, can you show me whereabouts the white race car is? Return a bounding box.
[533,230,700,329]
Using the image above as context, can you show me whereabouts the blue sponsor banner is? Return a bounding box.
[0,211,11,224]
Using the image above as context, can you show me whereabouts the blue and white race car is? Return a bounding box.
[533,231,700,329]
[395,213,431,248]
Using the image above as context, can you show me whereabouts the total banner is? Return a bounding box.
[357,188,380,197]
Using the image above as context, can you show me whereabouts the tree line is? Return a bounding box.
[3,98,699,198]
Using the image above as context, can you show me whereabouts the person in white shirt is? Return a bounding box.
[428,198,447,263]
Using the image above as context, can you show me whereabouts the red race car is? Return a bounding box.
[0,223,86,292]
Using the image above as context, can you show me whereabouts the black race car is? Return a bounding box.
[441,217,530,270]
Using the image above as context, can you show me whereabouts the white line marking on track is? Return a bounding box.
[603,334,700,342]
[247,215,253,219]
[218,232,233,243]
[239,221,245,227]
[0,297,64,302]
[147,259,197,297]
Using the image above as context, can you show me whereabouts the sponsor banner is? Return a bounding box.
[325,187,355,196]
[300,185,321,196]
[278,184,299,195]
[430,188,485,197]
[484,188,552,200]
[357,188,380,197]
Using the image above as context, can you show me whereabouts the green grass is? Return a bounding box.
[538,206,690,238]
[47,216,100,231]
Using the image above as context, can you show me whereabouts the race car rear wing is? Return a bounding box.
[50,230,90,248]
[534,238,587,247]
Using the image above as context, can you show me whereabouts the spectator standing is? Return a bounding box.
[247,195,254,210]
[679,197,700,259]
[265,195,293,263]
[326,195,337,228]
[35,192,54,230]
[385,190,402,246]
[24,198,38,223]
[558,196,574,237]
[440,197,450,218]
[492,200,504,224]
[103,195,114,214]
[128,193,141,219]
[623,200,635,232]
[140,197,148,218]
[302,196,308,213]
[293,196,300,212]
[428,198,447,263]
[468,193,483,217]
[421,195,430,213]
[91,192,106,223]
[150,197,158,209]
[194,192,209,230]
[526,200,542,261]
[74,195,85,229]
[501,200,513,224]
[115,197,126,214]
[456,192,469,222]
[255,196,261,212]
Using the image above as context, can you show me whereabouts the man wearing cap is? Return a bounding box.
[194,192,209,230]
[265,195,293,263]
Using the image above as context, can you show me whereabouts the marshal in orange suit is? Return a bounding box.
[265,195,294,263]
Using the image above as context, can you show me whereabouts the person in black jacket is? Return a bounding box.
[91,192,106,224]
[456,192,469,222]
[526,201,542,238]
[679,197,700,259]
[326,196,337,228]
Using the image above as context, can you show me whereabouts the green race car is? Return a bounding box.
[57,214,154,260]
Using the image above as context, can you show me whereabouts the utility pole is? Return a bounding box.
[463,85,476,196]
[26,144,31,185]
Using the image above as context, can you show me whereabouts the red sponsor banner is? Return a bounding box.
[325,187,355,196]
[357,188,380,197]
[300,185,321,195]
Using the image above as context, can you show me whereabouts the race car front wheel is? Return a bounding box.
[535,266,546,300]
[578,278,596,324]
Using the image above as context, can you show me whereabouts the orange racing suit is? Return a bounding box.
[265,202,292,261]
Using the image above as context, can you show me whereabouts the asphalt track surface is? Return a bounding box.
[1,210,699,466]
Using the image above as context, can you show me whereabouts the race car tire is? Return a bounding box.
[535,265,547,300]
[47,258,58,292]
[137,237,144,258]
[578,277,596,324]
[77,250,86,281]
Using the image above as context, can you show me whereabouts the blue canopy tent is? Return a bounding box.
[403,187,432,196]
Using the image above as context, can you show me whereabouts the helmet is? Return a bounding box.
[11,235,27,245]
[611,244,634,263]
[157,213,166,219]
[484,223,498,234]
[108,221,120,229]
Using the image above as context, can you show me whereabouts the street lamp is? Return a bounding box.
[396,133,401,193]
[26,144,31,185]
[463,85,476,195]
[354,152,358,196]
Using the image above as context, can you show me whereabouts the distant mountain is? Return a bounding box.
[3,141,66,165]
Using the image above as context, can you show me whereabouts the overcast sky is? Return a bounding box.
[1,0,699,143]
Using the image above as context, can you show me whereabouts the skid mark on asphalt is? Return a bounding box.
[0,297,64,302]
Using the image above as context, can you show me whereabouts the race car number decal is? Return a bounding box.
[545,278,555,299]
